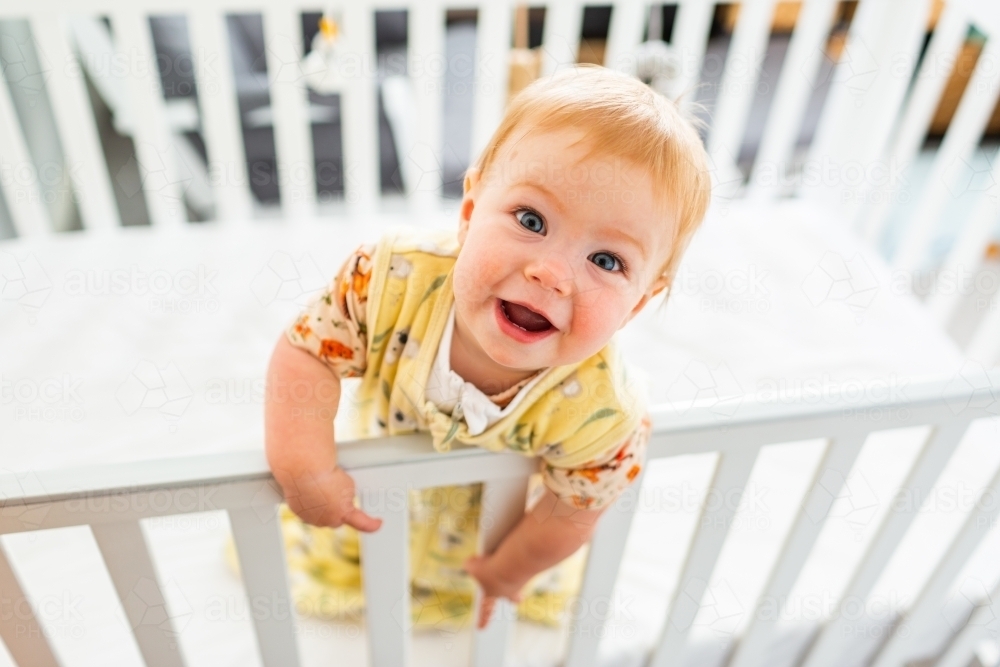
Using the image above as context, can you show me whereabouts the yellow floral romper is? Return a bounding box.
[242,227,651,629]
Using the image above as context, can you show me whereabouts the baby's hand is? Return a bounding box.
[463,554,526,629]
[278,464,383,532]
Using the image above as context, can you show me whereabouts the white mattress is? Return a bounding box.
[2,199,997,667]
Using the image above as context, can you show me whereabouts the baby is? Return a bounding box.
[264,65,711,629]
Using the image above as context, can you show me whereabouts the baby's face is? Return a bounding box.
[453,127,674,372]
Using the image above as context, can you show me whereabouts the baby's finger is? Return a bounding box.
[343,508,383,532]
[477,596,496,630]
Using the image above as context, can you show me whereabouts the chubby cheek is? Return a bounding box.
[565,291,631,353]
[453,234,507,308]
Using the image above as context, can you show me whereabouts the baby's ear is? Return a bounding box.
[620,273,670,329]
[458,168,481,245]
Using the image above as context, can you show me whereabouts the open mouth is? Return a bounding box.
[500,300,553,332]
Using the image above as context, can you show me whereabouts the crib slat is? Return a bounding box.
[748,0,840,198]
[113,10,187,228]
[188,8,254,222]
[707,0,778,165]
[804,0,932,218]
[927,154,1000,325]
[540,0,583,76]
[263,7,316,220]
[470,0,512,161]
[855,1,968,242]
[564,469,646,667]
[341,3,379,213]
[358,480,411,667]
[471,476,530,667]
[408,1,445,210]
[870,463,1000,667]
[30,15,121,231]
[648,445,762,667]
[892,37,1000,272]
[0,60,49,236]
[799,419,972,667]
[228,484,301,667]
[671,0,716,114]
[604,0,647,72]
[933,578,1000,667]
[966,294,1000,368]
[728,432,869,667]
[0,539,60,667]
[90,520,185,667]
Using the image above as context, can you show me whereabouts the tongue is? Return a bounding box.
[503,301,552,332]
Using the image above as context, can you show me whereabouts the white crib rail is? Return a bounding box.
[2,377,999,667]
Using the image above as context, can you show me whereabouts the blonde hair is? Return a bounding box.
[473,65,712,297]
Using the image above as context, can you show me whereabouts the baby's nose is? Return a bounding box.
[525,253,575,296]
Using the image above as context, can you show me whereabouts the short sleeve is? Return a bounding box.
[539,413,650,511]
[285,243,375,378]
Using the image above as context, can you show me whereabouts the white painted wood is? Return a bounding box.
[804,0,933,221]
[604,0,648,72]
[749,0,840,198]
[471,476,530,667]
[470,0,512,161]
[188,7,254,222]
[263,6,316,220]
[112,10,187,228]
[228,481,302,667]
[30,15,121,231]
[799,419,973,667]
[966,295,1000,368]
[708,0,778,164]
[648,445,763,667]
[856,0,969,242]
[871,462,1000,667]
[671,0,716,114]
[408,1,445,210]
[933,578,1000,667]
[0,60,50,236]
[927,155,1000,324]
[90,520,186,667]
[540,0,583,76]
[728,432,869,667]
[0,540,60,667]
[358,479,411,667]
[341,2,380,213]
[892,37,1000,272]
[564,468,647,667]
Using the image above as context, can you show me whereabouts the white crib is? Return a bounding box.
[1,0,1000,666]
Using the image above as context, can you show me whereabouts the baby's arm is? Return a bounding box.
[464,487,603,627]
[465,415,651,628]
[265,336,382,532]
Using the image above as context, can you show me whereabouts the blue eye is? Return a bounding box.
[516,210,545,234]
[590,252,622,272]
